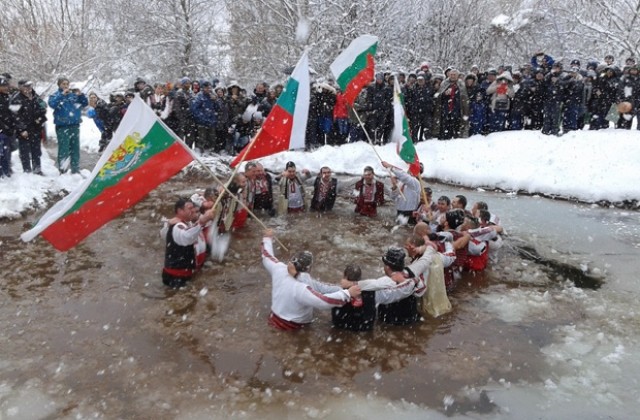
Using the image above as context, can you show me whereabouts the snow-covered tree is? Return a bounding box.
[2,0,640,86]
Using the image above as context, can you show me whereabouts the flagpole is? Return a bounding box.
[397,95,429,207]
[352,107,406,200]
[156,117,289,252]
[198,160,289,252]
[206,124,265,221]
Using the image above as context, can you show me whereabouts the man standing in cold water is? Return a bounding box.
[354,166,385,217]
[161,197,215,288]
[261,229,361,330]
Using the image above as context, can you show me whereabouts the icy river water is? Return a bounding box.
[1,169,639,419]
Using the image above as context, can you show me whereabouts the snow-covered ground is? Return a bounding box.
[1,111,639,218]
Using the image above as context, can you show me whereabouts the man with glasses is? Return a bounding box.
[310,166,337,212]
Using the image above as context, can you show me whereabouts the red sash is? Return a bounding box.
[268,312,305,331]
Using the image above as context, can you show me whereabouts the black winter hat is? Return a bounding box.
[382,246,406,272]
[446,209,466,230]
[291,251,313,273]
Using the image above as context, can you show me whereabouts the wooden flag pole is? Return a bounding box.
[194,158,289,252]
[168,121,289,252]
[207,123,265,217]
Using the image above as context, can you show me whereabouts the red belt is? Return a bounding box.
[163,267,194,278]
[268,312,305,331]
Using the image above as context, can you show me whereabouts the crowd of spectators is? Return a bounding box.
[1,51,639,179]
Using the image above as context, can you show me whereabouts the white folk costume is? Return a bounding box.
[261,236,351,330]
[389,167,421,222]
[278,176,307,214]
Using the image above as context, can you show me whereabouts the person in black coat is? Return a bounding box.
[310,166,338,212]
[409,73,434,141]
[11,81,47,174]
[0,77,16,178]
[365,73,392,144]
[173,78,197,147]
[616,65,640,129]
[542,64,565,135]
[523,69,545,130]
[561,68,585,132]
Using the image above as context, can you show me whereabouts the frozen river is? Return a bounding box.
[1,171,639,419]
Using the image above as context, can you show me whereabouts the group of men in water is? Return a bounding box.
[161,159,505,331]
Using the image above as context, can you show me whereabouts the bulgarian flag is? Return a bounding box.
[330,34,378,105]
[21,96,194,251]
[392,77,421,176]
[230,51,310,167]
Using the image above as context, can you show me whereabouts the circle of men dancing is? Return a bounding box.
[162,159,505,332]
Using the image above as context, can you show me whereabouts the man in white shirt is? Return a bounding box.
[261,229,361,330]
[278,161,310,214]
[161,198,215,288]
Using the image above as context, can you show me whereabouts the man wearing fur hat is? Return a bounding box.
[340,245,437,325]
[261,229,361,330]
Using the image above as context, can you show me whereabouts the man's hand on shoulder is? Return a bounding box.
[347,284,361,298]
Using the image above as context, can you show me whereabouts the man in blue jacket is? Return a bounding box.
[48,77,88,174]
[190,81,219,153]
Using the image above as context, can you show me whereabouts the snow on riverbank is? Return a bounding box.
[1,118,639,219]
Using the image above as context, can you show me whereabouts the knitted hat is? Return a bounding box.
[382,246,406,272]
[290,251,313,273]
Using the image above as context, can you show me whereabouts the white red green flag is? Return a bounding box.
[392,77,421,176]
[230,51,310,167]
[330,35,378,105]
[21,96,194,251]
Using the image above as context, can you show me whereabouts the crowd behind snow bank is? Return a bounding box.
[1,116,639,219]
